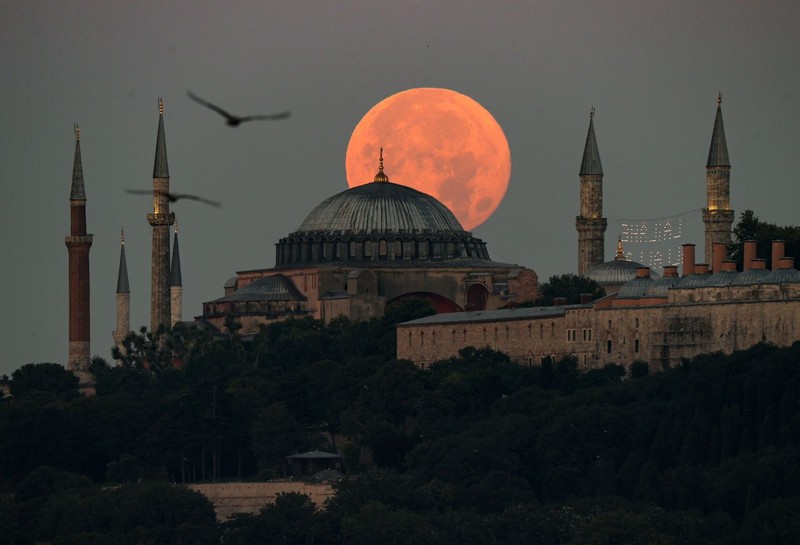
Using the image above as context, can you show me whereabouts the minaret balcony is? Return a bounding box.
[147,212,175,226]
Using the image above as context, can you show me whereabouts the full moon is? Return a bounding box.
[345,88,511,231]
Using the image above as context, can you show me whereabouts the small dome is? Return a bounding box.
[586,258,654,285]
[213,274,306,302]
[617,276,655,298]
[295,181,466,235]
[704,271,740,287]
[678,273,714,288]
[645,275,682,296]
[732,269,771,286]
[765,268,800,283]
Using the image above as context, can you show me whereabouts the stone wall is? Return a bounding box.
[398,283,800,371]
[188,482,335,521]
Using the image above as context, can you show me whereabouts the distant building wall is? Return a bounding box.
[188,482,335,521]
[398,281,800,371]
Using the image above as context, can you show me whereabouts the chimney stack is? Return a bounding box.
[682,244,696,277]
[771,240,785,271]
[743,240,757,271]
[635,267,651,279]
[694,263,710,275]
[722,260,737,272]
[712,242,727,273]
[663,265,679,278]
[751,259,767,270]
[579,293,593,304]
[779,257,795,270]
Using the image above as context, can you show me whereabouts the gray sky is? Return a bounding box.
[1,1,798,376]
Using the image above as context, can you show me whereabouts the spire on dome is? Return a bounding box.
[153,98,170,178]
[70,124,86,200]
[117,229,130,294]
[169,222,182,287]
[614,236,626,261]
[706,93,730,168]
[373,147,389,183]
[579,107,603,176]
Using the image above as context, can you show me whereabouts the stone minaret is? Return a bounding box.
[113,229,130,359]
[576,107,607,275]
[65,124,93,371]
[148,98,175,332]
[702,94,734,264]
[169,222,183,327]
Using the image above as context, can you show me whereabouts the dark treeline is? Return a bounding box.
[1,302,799,544]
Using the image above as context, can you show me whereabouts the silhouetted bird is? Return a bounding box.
[187,91,290,126]
[125,189,221,207]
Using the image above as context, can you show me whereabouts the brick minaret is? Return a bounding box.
[702,94,734,264]
[148,98,174,332]
[65,124,93,370]
[576,107,607,275]
[169,222,183,327]
[113,229,130,359]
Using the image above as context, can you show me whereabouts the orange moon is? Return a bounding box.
[345,88,511,231]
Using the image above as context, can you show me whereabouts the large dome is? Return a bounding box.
[296,181,466,235]
[274,177,492,268]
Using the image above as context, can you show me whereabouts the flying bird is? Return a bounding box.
[187,91,290,126]
[125,189,221,208]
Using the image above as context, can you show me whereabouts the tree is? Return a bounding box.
[729,209,800,270]
[10,363,79,400]
[530,274,605,306]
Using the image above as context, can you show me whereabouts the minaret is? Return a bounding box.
[702,93,734,264]
[65,124,93,371]
[576,107,607,275]
[148,98,175,332]
[113,229,130,359]
[170,222,183,327]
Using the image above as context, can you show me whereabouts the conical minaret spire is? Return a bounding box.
[148,98,175,332]
[702,93,734,264]
[576,107,607,275]
[65,124,93,373]
[170,222,183,327]
[113,229,131,359]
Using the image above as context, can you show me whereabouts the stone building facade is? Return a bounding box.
[200,156,538,335]
[398,241,800,370]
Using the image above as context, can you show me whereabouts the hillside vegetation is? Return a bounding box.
[1,308,799,544]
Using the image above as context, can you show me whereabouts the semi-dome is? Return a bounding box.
[296,181,466,235]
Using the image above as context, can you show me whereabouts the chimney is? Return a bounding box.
[722,260,737,272]
[712,242,726,274]
[682,244,696,277]
[663,265,679,278]
[751,259,767,270]
[553,297,567,306]
[779,257,795,270]
[579,293,593,304]
[694,263,710,275]
[772,240,785,270]
[635,267,650,279]
[743,240,757,271]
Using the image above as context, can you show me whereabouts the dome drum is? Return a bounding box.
[275,232,490,267]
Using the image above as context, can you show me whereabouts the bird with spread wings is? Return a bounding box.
[125,189,221,208]
[187,91,290,126]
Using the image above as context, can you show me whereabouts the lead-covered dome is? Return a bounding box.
[274,167,492,268]
[296,181,466,235]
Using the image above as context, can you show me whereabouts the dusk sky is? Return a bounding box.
[2,1,799,376]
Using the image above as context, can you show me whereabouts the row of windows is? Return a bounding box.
[566,328,593,342]
[408,325,596,346]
